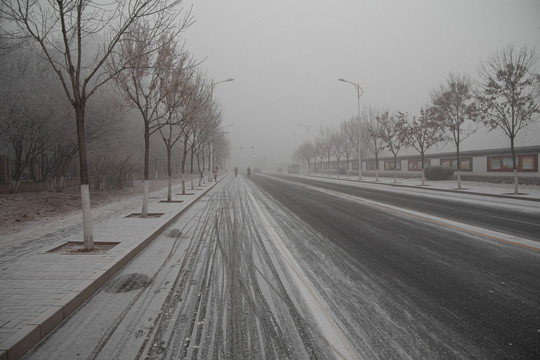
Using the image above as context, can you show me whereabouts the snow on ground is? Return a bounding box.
[286,173,540,214]
[0,180,173,237]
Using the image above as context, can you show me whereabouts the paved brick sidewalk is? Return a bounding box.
[0,180,218,360]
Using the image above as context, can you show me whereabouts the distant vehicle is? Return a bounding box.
[287,164,300,174]
[254,168,261,174]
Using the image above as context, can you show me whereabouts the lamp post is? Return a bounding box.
[211,78,234,89]
[208,79,234,181]
[338,78,363,180]
[296,122,309,137]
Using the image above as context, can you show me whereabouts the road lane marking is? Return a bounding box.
[247,189,359,360]
[269,176,540,252]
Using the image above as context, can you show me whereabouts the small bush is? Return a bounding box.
[424,166,454,180]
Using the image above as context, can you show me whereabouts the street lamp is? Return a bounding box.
[338,78,363,180]
[296,122,309,137]
[211,78,234,89]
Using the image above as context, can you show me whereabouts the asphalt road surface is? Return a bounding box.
[24,174,540,359]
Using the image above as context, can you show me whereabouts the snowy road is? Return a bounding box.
[24,174,540,359]
[24,176,349,360]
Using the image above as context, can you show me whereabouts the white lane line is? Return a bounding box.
[274,177,540,252]
[247,190,359,360]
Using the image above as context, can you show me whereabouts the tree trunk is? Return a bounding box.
[181,136,188,195]
[166,145,172,201]
[190,148,194,175]
[393,156,397,183]
[75,106,94,251]
[181,162,186,195]
[327,154,331,176]
[197,158,202,187]
[511,137,519,194]
[420,152,426,186]
[456,143,462,190]
[142,126,150,217]
[207,144,212,182]
[10,147,23,194]
[375,153,379,181]
[9,180,20,193]
[359,150,363,180]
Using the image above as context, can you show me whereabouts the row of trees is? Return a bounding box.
[0,0,230,250]
[294,44,540,193]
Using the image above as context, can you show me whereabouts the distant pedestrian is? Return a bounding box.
[213,166,218,181]
[234,167,238,177]
[247,167,251,177]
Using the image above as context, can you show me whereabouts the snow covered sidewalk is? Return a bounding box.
[302,173,540,201]
[0,180,218,360]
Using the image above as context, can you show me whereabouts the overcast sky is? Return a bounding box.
[183,0,540,169]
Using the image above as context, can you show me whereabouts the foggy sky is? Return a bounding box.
[183,0,540,169]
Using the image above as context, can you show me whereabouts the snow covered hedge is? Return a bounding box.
[423,166,454,180]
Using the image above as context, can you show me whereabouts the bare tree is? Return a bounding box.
[365,107,385,181]
[341,116,368,179]
[313,137,326,175]
[0,47,60,192]
[328,128,344,178]
[318,126,333,176]
[377,112,408,183]
[113,24,193,216]
[402,108,446,185]
[1,0,187,250]
[156,41,195,201]
[0,89,51,192]
[178,76,214,194]
[477,44,540,194]
[294,141,315,173]
[431,73,479,189]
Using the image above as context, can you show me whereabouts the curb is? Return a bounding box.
[0,181,218,360]
[305,175,540,202]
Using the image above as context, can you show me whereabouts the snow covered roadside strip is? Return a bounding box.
[0,182,217,360]
[247,188,359,360]
[273,176,540,252]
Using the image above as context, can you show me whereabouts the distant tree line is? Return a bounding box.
[294,44,540,193]
[0,0,230,250]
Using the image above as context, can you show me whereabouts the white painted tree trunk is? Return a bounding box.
[81,184,94,251]
[191,174,195,190]
[421,170,425,186]
[167,176,172,202]
[513,169,519,194]
[457,170,462,190]
[181,173,186,194]
[142,179,149,217]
